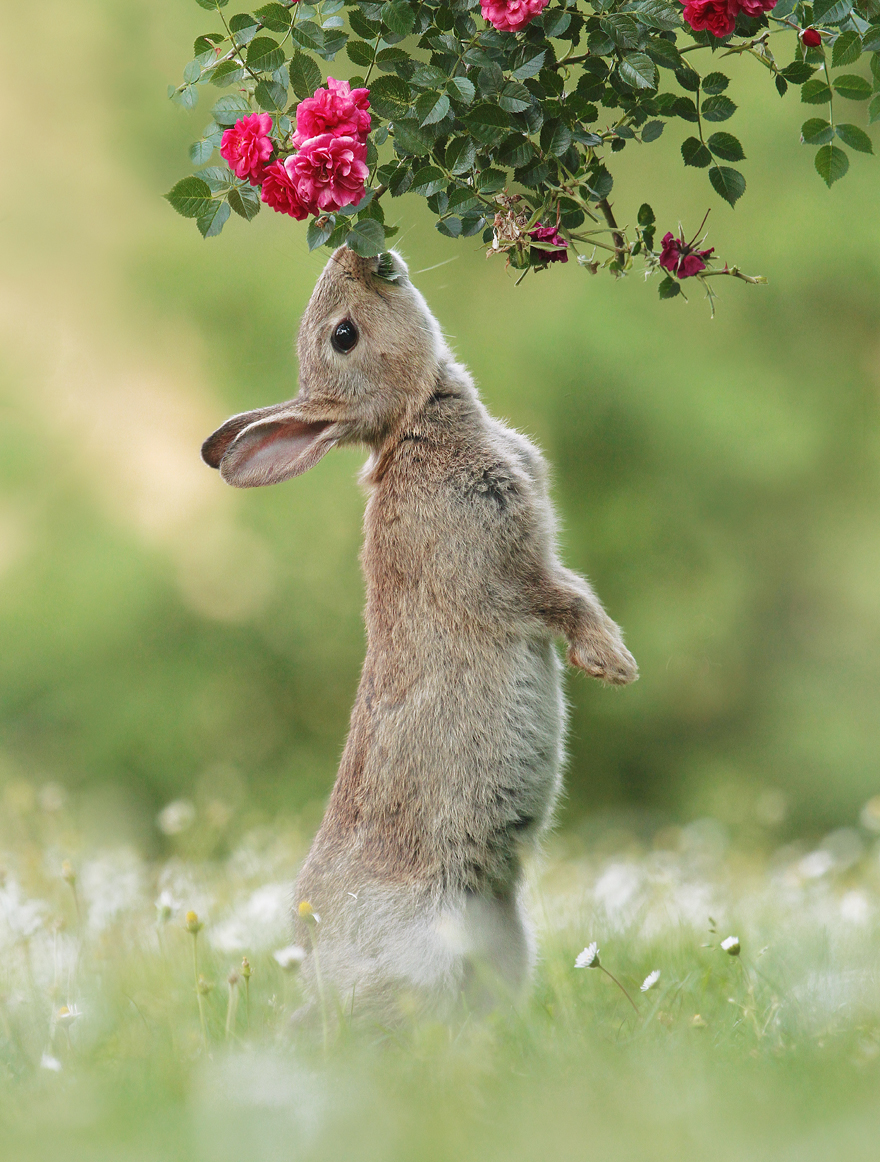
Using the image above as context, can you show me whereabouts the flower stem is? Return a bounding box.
[191,934,208,1051]
[600,966,640,1015]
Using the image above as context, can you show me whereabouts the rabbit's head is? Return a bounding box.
[201,247,443,487]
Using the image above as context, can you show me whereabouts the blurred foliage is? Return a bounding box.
[0,0,878,851]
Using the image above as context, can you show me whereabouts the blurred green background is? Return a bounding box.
[1,0,879,852]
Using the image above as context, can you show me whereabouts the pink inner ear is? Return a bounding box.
[220,417,333,488]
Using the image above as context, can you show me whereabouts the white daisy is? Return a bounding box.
[575,942,600,969]
[273,944,307,971]
[640,970,661,991]
[720,935,741,955]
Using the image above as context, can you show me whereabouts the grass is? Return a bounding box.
[2,789,880,1161]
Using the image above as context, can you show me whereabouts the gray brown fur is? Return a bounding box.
[202,247,637,1021]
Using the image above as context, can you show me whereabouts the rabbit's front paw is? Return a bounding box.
[567,636,639,686]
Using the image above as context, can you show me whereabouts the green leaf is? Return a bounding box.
[253,3,291,31]
[702,95,737,122]
[628,0,682,30]
[645,36,682,69]
[388,163,413,196]
[183,59,202,84]
[392,120,433,155]
[254,79,287,111]
[370,75,411,120]
[345,218,386,257]
[541,121,572,156]
[476,168,506,194]
[212,94,251,126]
[674,66,701,93]
[709,165,746,206]
[834,74,872,100]
[707,131,745,161]
[511,50,546,81]
[801,78,833,104]
[317,29,348,60]
[447,77,476,105]
[702,72,730,94]
[499,80,532,113]
[209,60,245,87]
[307,217,336,250]
[383,0,415,36]
[246,36,284,74]
[638,202,655,226]
[681,136,712,167]
[197,199,230,238]
[173,84,199,111]
[870,93,880,123]
[446,137,477,175]
[863,25,880,53]
[190,138,215,166]
[600,14,641,48]
[194,0,230,8]
[466,103,511,144]
[811,0,854,23]
[346,40,376,68]
[814,142,850,184]
[658,274,681,298]
[165,176,214,219]
[618,53,658,91]
[641,119,664,142]
[780,62,815,84]
[410,166,445,197]
[832,30,862,67]
[417,92,450,126]
[229,13,259,46]
[801,117,835,144]
[835,122,874,152]
[289,52,322,101]
[227,184,261,220]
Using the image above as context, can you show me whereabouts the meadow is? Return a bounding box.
[2,1,880,1157]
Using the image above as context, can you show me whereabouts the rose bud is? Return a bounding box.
[801,28,822,47]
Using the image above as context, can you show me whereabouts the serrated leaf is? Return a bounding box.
[681,136,712,166]
[781,61,815,84]
[389,163,413,196]
[600,14,641,48]
[476,168,506,193]
[194,0,230,9]
[628,0,682,30]
[254,79,287,111]
[346,40,376,68]
[466,103,511,144]
[499,80,532,113]
[212,94,252,126]
[392,120,433,155]
[307,217,336,250]
[190,138,216,166]
[541,121,572,155]
[436,216,463,239]
[253,3,291,31]
[618,53,658,91]
[645,36,682,69]
[709,165,746,206]
[345,218,386,257]
[183,59,202,84]
[288,52,322,101]
[801,117,835,144]
[658,275,681,299]
[228,184,262,220]
[446,137,477,175]
[197,199,230,238]
[511,50,546,81]
[815,142,850,184]
[863,25,880,53]
[383,0,415,36]
[165,176,214,219]
[246,36,284,74]
[702,72,730,94]
[370,75,411,119]
[835,122,874,151]
[702,94,737,122]
[418,92,450,126]
[410,166,445,196]
[801,78,833,103]
[209,60,245,87]
[229,13,259,46]
[317,29,348,60]
[641,119,664,141]
[707,131,745,160]
[811,0,854,23]
[869,94,880,123]
[832,30,862,66]
[448,76,476,105]
[834,74,872,100]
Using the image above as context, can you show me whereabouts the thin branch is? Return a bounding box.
[596,197,626,265]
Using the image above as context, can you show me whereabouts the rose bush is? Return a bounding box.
[167,0,880,302]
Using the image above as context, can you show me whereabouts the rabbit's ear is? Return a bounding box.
[201,404,288,469]
[217,413,336,488]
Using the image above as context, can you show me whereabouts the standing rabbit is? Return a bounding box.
[202,247,637,1023]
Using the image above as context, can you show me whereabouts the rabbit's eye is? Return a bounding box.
[331,319,359,354]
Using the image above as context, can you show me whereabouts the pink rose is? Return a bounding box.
[291,133,369,214]
[681,0,735,36]
[529,224,569,264]
[220,113,274,184]
[260,159,309,219]
[737,0,776,15]
[480,0,549,33]
[658,231,714,278]
[292,78,371,148]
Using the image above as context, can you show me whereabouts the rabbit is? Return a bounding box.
[201,246,638,1025]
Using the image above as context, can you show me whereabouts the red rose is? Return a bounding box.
[292,78,371,148]
[480,0,549,32]
[738,0,777,16]
[659,231,714,278]
[682,0,735,36]
[801,27,822,47]
[291,134,369,215]
[260,160,309,219]
[220,113,274,185]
